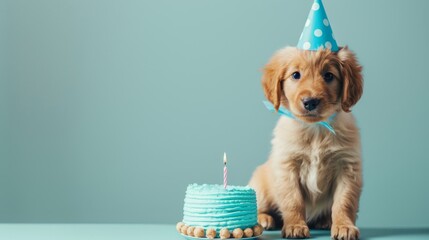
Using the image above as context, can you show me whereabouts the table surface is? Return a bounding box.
[0,224,428,240]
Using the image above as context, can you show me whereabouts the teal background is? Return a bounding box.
[1,0,428,228]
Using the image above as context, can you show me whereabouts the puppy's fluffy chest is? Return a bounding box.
[299,141,335,198]
[271,115,360,200]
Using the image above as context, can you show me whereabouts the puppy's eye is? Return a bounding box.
[323,72,334,83]
[291,72,301,80]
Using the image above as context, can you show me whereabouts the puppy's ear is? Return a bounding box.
[262,47,296,111]
[337,46,363,112]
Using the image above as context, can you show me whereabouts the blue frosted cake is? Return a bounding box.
[176,184,263,239]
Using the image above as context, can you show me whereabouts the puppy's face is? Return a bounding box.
[262,47,363,123]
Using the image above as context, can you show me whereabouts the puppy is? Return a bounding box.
[249,46,363,240]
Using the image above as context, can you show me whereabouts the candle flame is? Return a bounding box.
[223,152,227,164]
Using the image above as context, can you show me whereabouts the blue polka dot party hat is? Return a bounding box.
[297,0,338,52]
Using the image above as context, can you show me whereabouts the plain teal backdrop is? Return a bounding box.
[1,0,429,228]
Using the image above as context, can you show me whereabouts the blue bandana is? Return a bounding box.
[263,101,336,134]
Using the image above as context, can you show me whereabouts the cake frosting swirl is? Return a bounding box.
[182,184,257,232]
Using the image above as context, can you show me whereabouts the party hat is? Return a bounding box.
[297,0,338,52]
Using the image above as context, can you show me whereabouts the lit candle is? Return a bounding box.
[223,152,228,189]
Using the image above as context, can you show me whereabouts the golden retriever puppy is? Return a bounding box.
[249,46,363,240]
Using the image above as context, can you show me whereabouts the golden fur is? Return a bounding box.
[249,46,363,240]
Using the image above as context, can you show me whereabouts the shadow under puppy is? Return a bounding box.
[249,46,363,240]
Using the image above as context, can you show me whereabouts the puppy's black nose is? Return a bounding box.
[302,98,320,111]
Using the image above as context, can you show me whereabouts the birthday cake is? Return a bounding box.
[176,184,262,239]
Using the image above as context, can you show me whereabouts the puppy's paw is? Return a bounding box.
[282,224,310,239]
[331,224,360,240]
[257,213,275,230]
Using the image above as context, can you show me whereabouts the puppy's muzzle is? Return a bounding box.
[302,97,321,111]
